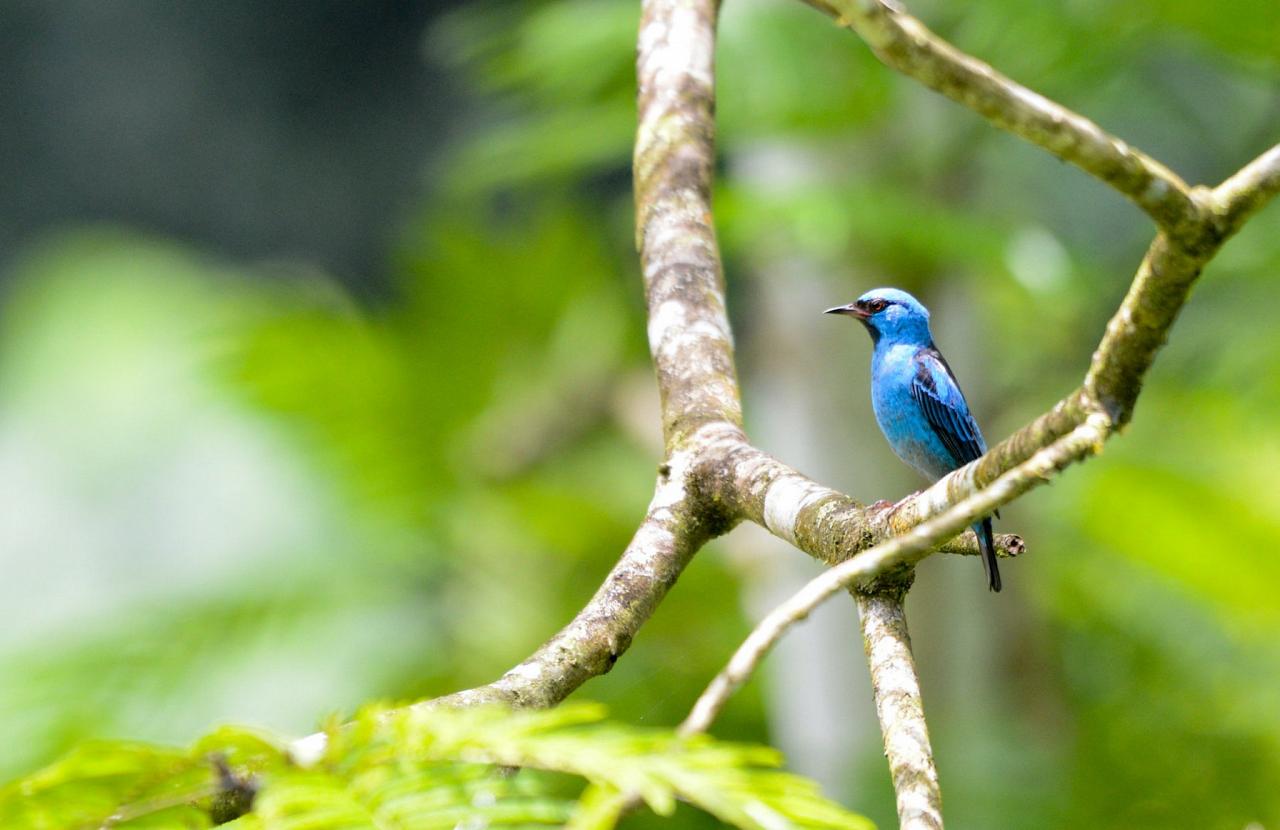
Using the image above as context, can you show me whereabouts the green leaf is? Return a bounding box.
[565,784,628,830]
[332,703,874,830]
[0,741,213,829]
[252,771,379,829]
[2,702,869,830]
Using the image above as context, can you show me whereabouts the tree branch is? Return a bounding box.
[286,7,1280,829]
[1212,142,1280,233]
[855,591,941,830]
[805,0,1202,237]
[680,413,1109,738]
[680,129,1280,776]
[291,455,713,766]
[425,454,712,710]
[689,424,1026,565]
[892,148,1273,531]
[670,10,1280,821]
[635,0,742,447]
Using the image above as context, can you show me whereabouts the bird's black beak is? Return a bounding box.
[825,303,869,320]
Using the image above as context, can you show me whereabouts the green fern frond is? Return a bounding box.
[2,702,872,830]
[322,702,873,830]
[0,741,213,829]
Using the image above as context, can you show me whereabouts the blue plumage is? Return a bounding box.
[827,288,1001,592]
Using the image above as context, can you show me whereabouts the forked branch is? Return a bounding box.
[288,5,1280,830]
[682,413,1110,737]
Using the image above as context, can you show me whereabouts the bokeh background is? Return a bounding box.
[2,1,1278,828]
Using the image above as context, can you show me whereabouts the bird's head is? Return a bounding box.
[825,287,932,346]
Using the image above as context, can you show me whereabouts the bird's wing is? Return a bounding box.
[908,345,987,467]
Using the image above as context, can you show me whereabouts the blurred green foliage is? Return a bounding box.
[2,0,1278,827]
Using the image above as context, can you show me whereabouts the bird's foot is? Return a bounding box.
[870,492,920,516]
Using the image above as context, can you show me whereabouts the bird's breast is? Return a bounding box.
[870,350,958,481]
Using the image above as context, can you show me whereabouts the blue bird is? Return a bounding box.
[826,288,1001,592]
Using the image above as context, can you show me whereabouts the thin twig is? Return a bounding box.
[1212,142,1280,232]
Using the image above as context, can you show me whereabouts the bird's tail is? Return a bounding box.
[974,518,1001,592]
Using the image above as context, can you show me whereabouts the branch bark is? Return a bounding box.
[856,591,941,830]
[635,0,742,447]
[1211,142,1280,232]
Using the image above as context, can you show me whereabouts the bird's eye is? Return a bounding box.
[866,299,888,313]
